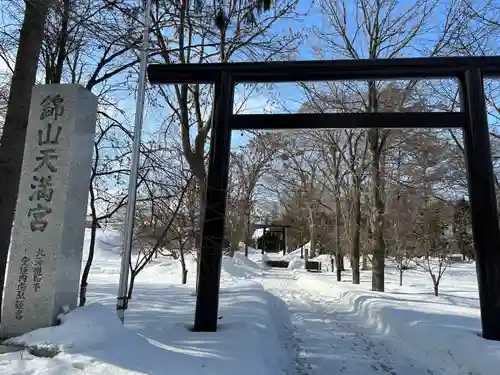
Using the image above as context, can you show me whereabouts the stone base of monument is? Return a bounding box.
[0,344,59,358]
[26,345,60,358]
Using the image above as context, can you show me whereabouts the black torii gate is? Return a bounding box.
[254,223,291,255]
[147,56,500,341]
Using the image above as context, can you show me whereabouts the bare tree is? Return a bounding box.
[343,130,369,283]
[150,0,301,264]
[126,169,193,299]
[166,211,195,284]
[228,133,281,256]
[0,0,54,316]
[0,71,10,123]
[314,130,346,281]
[38,0,155,306]
[275,133,325,259]
[0,0,151,308]
[452,198,473,261]
[314,0,466,293]
[414,199,454,296]
[386,187,419,286]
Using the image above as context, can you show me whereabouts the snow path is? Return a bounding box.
[259,269,460,375]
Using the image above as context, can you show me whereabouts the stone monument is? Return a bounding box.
[1,84,97,338]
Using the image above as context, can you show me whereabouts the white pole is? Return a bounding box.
[116,0,152,323]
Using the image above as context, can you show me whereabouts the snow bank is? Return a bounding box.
[236,242,261,255]
[3,291,290,375]
[251,228,264,239]
[222,253,263,280]
[295,264,500,375]
[285,248,302,261]
[1,228,292,375]
[285,248,335,271]
[287,257,304,269]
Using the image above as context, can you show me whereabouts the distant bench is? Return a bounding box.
[306,261,321,272]
[265,260,290,268]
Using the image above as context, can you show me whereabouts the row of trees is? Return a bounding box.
[0,0,302,309]
[0,0,499,311]
[223,123,476,295]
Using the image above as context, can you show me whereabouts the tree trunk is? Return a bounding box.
[229,224,240,257]
[367,77,385,293]
[196,182,207,250]
[79,219,98,306]
[50,0,70,84]
[369,133,385,291]
[431,273,439,296]
[231,198,250,255]
[244,213,250,257]
[180,259,188,285]
[0,0,52,321]
[395,151,403,289]
[351,180,361,284]
[363,214,372,271]
[195,181,207,294]
[362,253,368,270]
[336,256,342,281]
[309,225,316,258]
[261,227,267,255]
[127,272,137,300]
[335,194,342,281]
[180,244,188,284]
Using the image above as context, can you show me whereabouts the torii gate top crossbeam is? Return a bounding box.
[147,56,500,84]
[147,56,500,131]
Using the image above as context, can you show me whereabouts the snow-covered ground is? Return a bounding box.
[1,230,499,375]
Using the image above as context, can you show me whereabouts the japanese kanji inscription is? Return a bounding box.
[1,84,97,339]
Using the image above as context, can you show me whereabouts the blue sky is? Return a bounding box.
[129,0,500,150]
